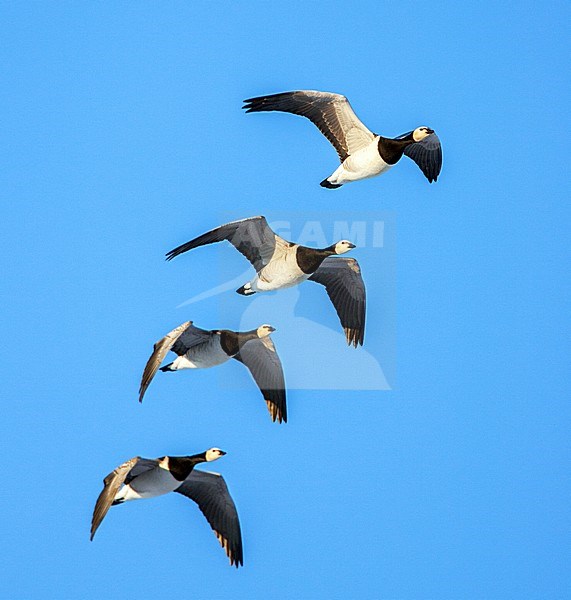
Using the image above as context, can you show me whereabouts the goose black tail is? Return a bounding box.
[160,363,174,372]
[320,178,342,189]
[236,284,255,296]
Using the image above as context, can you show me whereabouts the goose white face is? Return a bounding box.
[334,240,356,254]
[205,448,226,462]
[257,324,276,338]
[413,127,434,142]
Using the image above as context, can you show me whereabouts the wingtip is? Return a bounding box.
[271,411,283,424]
[90,523,98,541]
[242,100,255,112]
[271,407,287,424]
[165,246,184,261]
[345,328,364,348]
[265,395,287,424]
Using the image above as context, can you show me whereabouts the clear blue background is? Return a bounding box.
[1,2,569,598]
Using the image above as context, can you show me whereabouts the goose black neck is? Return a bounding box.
[378,136,414,165]
[297,245,335,274]
[167,455,205,481]
[219,329,258,356]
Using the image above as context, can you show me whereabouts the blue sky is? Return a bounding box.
[1,2,569,598]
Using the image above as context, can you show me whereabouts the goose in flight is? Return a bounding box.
[90,448,243,568]
[139,321,287,423]
[166,216,366,347]
[243,90,442,188]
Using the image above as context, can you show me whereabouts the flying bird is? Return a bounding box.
[90,448,243,568]
[243,90,442,188]
[139,321,287,423]
[166,216,366,347]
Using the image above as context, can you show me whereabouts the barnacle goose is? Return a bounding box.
[90,448,244,567]
[139,321,287,423]
[243,90,442,188]
[166,216,366,347]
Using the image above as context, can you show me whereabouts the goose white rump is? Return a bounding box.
[326,138,393,186]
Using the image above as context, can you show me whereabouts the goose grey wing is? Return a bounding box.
[165,216,277,272]
[234,337,287,423]
[138,321,192,403]
[401,132,442,183]
[175,470,243,568]
[243,90,375,162]
[91,456,141,540]
[170,323,214,356]
[309,257,366,347]
[124,458,161,484]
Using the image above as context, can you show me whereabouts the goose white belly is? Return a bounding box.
[251,250,309,292]
[172,336,230,369]
[328,137,393,185]
[115,467,180,502]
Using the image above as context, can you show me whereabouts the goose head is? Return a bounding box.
[205,447,227,462]
[334,240,356,255]
[412,126,434,142]
[256,324,276,338]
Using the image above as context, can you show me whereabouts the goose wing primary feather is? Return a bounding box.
[165,216,278,272]
[233,337,287,423]
[175,470,243,568]
[243,90,375,162]
[309,257,366,347]
[139,321,197,403]
[90,457,157,540]
[398,131,442,182]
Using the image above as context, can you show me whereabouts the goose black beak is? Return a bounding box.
[268,326,276,332]
[426,128,435,135]
[348,243,356,249]
[219,450,227,456]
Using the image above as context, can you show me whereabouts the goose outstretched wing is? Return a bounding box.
[166,216,278,272]
[90,456,158,540]
[234,337,287,423]
[398,132,442,183]
[309,257,366,347]
[243,90,375,162]
[139,321,211,402]
[175,470,243,568]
